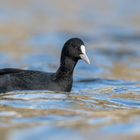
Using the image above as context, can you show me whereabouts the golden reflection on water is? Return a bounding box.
[0,104,140,140]
[109,63,140,81]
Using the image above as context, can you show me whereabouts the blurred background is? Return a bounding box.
[0,0,140,140]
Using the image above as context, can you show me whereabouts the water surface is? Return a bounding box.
[0,0,140,140]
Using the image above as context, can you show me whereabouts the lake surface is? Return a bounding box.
[0,0,140,140]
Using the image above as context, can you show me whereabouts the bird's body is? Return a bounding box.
[0,67,72,92]
[0,38,90,93]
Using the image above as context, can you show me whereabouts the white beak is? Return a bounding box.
[80,45,90,64]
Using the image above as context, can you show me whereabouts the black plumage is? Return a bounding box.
[0,38,90,93]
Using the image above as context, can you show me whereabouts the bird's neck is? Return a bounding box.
[54,56,78,80]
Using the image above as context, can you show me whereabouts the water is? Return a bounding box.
[0,0,140,140]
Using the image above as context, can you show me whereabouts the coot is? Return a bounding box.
[0,38,90,93]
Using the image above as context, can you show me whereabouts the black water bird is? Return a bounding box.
[0,38,90,93]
